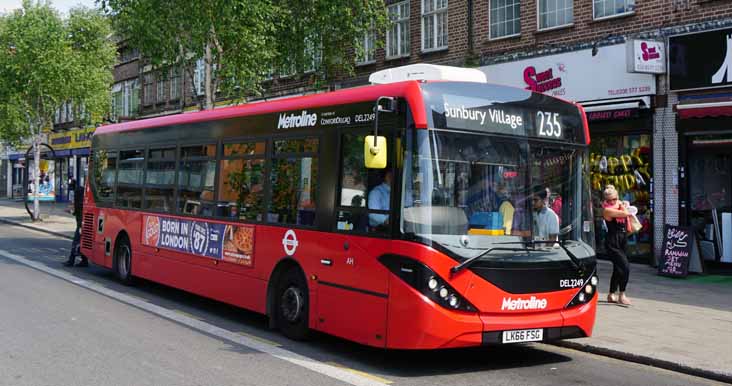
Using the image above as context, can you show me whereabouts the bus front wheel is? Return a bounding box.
[274,267,310,340]
[114,236,135,286]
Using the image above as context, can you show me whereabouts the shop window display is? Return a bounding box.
[590,134,652,259]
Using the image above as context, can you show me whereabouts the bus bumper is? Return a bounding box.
[479,294,597,345]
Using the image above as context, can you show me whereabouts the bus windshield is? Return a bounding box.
[401,128,594,262]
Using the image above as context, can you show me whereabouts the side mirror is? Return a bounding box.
[364,135,387,169]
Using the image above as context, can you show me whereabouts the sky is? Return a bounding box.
[0,0,99,15]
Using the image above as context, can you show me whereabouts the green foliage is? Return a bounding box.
[101,0,387,107]
[0,1,115,143]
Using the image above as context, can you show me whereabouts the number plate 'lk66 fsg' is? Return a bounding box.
[502,328,544,344]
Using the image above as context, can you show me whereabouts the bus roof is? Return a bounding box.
[95,80,429,136]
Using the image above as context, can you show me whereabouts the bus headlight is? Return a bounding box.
[428,277,439,291]
[448,295,460,308]
[379,254,476,312]
[566,272,598,309]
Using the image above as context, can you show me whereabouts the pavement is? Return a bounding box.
[0,198,730,383]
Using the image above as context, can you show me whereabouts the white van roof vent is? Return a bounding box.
[369,64,487,84]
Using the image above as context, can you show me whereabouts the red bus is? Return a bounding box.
[81,64,598,349]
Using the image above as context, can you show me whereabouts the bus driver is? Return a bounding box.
[368,169,392,229]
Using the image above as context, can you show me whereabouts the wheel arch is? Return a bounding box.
[266,257,306,329]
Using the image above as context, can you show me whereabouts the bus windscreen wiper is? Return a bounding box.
[497,239,584,273]
[450,240,584,276]
[450,244,531,276]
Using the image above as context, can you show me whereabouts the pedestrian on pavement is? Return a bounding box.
[64,184,88,267]
[602,184,631,305]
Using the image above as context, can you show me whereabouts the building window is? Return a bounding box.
[421,0,448,52]
[304,37,322,73]
[124,79,140,116]
[156,74,165,103]
[356,30,376,65]
[170,67,181,101]
[538,0,573,30]
[143,73,154,105]
[193,58,205,96]
[593,0,635,19]
[111,82,123,121]
[490,0,520,39]
[386,1,410,59]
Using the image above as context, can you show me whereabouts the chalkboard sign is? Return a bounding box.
[658,225,693,277]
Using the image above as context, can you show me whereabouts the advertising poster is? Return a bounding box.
[143,215,254,267]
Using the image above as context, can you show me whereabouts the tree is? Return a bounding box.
[0,1,116,220]
[101,0,387,110]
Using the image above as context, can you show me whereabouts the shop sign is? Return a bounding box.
[49,127,95,151]
[480,44,656,102]
[626,39,665,74]
[669,27,732,91]
[657,225,705,277]
[586,108,640,122]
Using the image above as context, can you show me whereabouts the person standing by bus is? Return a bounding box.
[64,184,88,267]
[602,184,631,305]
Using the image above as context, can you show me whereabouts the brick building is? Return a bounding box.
[98,1,732,267]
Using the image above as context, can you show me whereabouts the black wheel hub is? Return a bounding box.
[280,286,303,323]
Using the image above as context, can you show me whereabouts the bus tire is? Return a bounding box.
[274,267,310,340]
[113,235,135,286]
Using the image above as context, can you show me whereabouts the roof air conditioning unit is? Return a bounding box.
[369,64,487,84]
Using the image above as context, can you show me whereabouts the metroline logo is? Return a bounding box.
[501,296,548,311]
[277,110,318,129]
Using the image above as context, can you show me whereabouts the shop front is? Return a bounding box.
[480,42,658,261]
[48,127,94,202]
[670,27,732,265]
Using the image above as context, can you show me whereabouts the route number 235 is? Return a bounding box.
[537,111,562,138]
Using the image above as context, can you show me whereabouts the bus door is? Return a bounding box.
[313,131,392,347]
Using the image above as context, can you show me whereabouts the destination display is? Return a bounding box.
[143,215,254,266]
[422,83,585,143]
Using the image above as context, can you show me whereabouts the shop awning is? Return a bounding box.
[580,96,650,122]
[580,96,651,112]
[677,101,732,119]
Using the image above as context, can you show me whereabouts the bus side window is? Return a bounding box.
[179,144,217,216]
[217,141,265,221]
[93,150,116,202]
[116,149,144,209]
[269,137,319,226]
[144,147,176,212]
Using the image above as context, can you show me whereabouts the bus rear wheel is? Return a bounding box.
[114,236,135,285]
[274,267,310,340]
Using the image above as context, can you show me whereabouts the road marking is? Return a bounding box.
[237,331,283,347]
[0,249,390,386]
[327,362,393,384]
